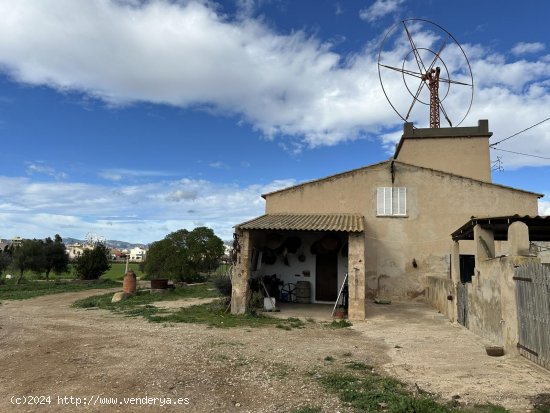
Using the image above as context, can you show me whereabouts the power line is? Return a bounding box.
[490,116,550,147]
[492,147,550,160]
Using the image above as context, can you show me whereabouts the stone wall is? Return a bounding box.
[425,276,454,320]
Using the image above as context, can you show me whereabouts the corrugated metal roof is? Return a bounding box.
[451,215,550,241]
[236,214,364,232]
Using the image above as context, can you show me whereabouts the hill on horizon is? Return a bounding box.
[62,237,148,249]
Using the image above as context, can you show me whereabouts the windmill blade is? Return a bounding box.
[379,63,423,80]
[439,77,473,87]
[438,100,453,127]
[405,79,427,120]
[428,35,449,72]
[402,21,427,73]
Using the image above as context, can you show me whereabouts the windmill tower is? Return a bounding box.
[378,19,474,128]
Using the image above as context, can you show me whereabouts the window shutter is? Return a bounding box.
[377,187,385,215]
[392,187,399,215]
[377,187,406,215]
[397,187,406,215]
[384,187,392,215]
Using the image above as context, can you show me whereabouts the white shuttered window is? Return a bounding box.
[377,187,407,216]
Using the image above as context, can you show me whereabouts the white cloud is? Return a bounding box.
[99,168,174,181]
[359,0,405,23]
[511,42,545,56]
[208,161,228,169]
[0,174,295,243]
[0,1,548,168]
[26,162,67,180]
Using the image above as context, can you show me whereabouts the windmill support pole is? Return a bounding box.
[428,67,441,128]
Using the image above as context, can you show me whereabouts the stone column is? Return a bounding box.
[347,232,366,320]
[474,224,495,267]
[450,241,460,284]
[508,221,529,256]
[449,240,461,322]
[231,229,251,315]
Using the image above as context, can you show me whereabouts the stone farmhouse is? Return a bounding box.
[232,120,542,320]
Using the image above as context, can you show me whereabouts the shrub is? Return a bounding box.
[212,276,232,296]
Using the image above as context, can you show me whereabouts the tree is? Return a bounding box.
[74,243,111,280]
[186,227,225,273]
[43,235,69,281]
[0,245,13,277]
[145,227,224,282]
[11,239,47,284]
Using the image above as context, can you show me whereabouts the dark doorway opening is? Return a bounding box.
[459,254,475,283]
[316,251,338,301]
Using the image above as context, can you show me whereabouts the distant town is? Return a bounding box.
[0,235,148,263]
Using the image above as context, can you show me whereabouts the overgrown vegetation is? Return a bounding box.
[0,279,120,301]
[315,362,511,413]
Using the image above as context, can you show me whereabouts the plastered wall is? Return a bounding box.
[264,161,539,300]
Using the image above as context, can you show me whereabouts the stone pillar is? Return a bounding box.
[450,241,460,284]
[508,221,529,256]
[449,241,461,322]
[474,224,495,267]
[231,230,251,315]
[347,232,366,320]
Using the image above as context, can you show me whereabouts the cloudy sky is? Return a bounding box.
[0,0,549,243]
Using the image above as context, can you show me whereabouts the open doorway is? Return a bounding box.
[315,251,338,301]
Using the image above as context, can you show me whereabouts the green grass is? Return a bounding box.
[317,368,510,413]
[2,261,144,282]
[329,319,353,328]
[73,283,306,329]
[0,279,120,301]
[100,262,145,281]
[147,301,299,328]
[73,282,220,309]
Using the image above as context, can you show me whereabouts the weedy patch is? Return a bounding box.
[317,368,510,413]
[531,393,550,413]
[344,361,373,371]
[73,283,220,310]
[328,319,352,328]
[75,285,308,329]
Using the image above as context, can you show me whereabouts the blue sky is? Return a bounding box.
[0,0,549,243]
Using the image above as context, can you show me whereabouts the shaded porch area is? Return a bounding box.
[231,213,367,320]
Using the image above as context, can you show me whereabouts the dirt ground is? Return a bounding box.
[0,291,548,413]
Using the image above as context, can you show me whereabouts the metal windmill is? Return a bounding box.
[378,19,474,128]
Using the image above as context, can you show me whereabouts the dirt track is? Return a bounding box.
[0,291,548,412]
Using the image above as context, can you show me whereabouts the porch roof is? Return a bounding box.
[236,213,364,233]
